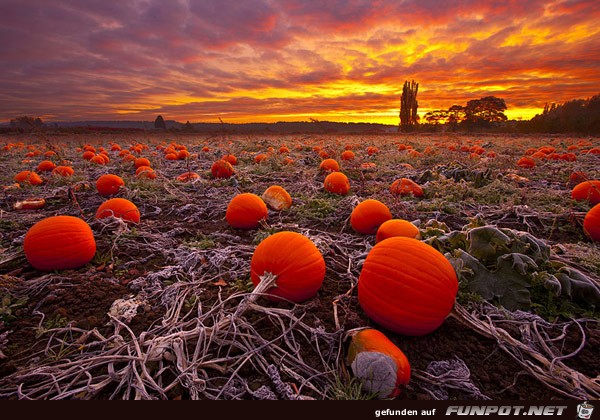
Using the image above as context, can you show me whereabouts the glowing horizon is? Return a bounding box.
[1,1,599,125]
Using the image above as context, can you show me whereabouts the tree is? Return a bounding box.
[154,115,166,130]
[184,120,194,131]
[9,116,44,133]
[423,109,448,126]
[463,96,507,127]
[399,80,419,132]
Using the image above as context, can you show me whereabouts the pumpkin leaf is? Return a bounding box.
[492,254,534,311]
[536,272,562,297]
[554,266,600,306]
[508,230,551,264]
[467,226,512,262]
[350,351,398,399]
[449,249,495,300]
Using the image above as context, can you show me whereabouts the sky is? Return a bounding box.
[1,0,599,125]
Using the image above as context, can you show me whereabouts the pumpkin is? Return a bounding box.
[222,154,238,165]
[350,199,392,235]
[24,215,96,271]
[211,160,235,179]
[96,198,140,224]
[319,158,340,172]
[517,156,535,168]
[14,171,43,185]
[226,193,268,229]
[177,150,190,160]
[341,150,355,161]
[52,166,74,177]
[262,185,292,210]
[135,166,156,179]
[82,151,95,161]
[250,231,325,302]
[583,203,600,241]
[389,178,423,197]
[165,153,178,160]
[176,172,200,182]
[279,146,290,154]
[358,237,458,336]
[376,219,420,243]
[134,157,151,168]
[37,160,57,172]
[96,174,125,196]
[324,172,350,195]
[571,180,600,205]
[254,153,268,163]
[367,146,379,155]
[14,198,46,210]
[91,155,107,165]
[569,171,588,185]
[347,328,411,399]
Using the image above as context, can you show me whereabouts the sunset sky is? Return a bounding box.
[1,0,599,125]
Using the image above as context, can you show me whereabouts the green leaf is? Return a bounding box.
[508,230,551,264]
[492,254,534,310]
[467,225,512,262]
[555,266,600,306]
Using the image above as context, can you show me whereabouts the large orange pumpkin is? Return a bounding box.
[37,160,57,172]
[226,193,268,229]
[358,237,458,336]
[211,160,235,179]
[250,231,325,302]
[324,172,350,195]
[96,174,125,196]
[390,178,423,198]
[583,203,600,241]
[96,198,140,224]
[262,185,292,210]
[24,215,96,271]
[134,157,151,169]
[350,199,392,235]
[347,328,411,398]
[571,180,600,205]
[376,219,420,243]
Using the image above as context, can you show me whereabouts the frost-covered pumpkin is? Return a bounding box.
[389,178,423,197]
[211,159,235,179]
[376,219,420,243]
[96,174,125,196]
[517,156,535,169]
[262,185,292,211]
[96,198,140,224]
[254,153,268,163]
[250,231,325,302]
[571,180,600,205]
[176,172,200,182]
[24,215,96,271]
[584,203,600,242]
[221,154,238,165]
[358,237,458,336]
[341,150,355,161]
[324,172,350,195]
[347,328,411,399]
[350,199,392,235]
[226,193,268,229]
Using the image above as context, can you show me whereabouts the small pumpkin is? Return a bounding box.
[250,231,325,302]
[517,156,535,169]
[324,172,350,195]
[389,178,423,197]
[134,157,151,168]
[226,193,268,229]
[254,153,268,163]
[350,199,392,235]
[24,215,96,271]
[176,172,201,182]
[262,185,292,210]
[14,198,46,210]
[135,166,157,179]
[96,198,140,224]
[82,151,95,161]
[96,174,125,196]
[211,159,235,179]
[37,160,57,172]
[319,158,340,173]
[341,150,355,161]
[583,203,600,242]
[14,171,43,186]
[221,154,238,165]
[571,180,600,205]
[376,219,420,243]
[347,328,411,399]
[52,166,75,177]
[358,237,458,336]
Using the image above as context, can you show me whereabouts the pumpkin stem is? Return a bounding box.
[252,271,278,297]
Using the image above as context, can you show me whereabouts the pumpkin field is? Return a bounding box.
[0,131,598,400]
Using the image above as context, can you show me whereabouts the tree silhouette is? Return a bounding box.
[154,115,166,130]
[399,80,419,132]
[463,96,507,127]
